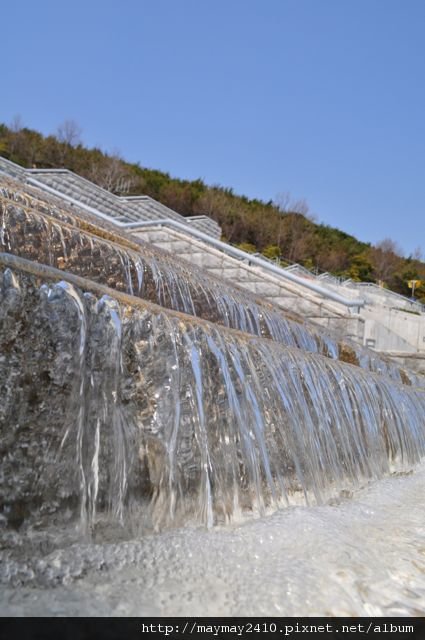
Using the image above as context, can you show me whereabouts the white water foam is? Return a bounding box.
[1,463,425,617]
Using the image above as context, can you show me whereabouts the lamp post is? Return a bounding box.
[407,279,421,300]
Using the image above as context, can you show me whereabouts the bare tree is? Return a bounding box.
[275,191,292,213]
[10,114,23,133]
[273,192,289,248]
[89,152,134,194]
[195,188,245,242]
[56,119,82,147]
[377,238,402,255]
[7,115,24,158]
[53,119,82,166]
[412,246,423,262]
[275,191,310,216]
[274,192,313,259]
[369,238,403,282]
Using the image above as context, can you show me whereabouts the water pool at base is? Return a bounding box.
[1,463,425,617]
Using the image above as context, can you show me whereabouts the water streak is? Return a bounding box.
[1,263,424,533]
[1,194,420,387]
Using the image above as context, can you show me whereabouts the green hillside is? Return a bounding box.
[1,121,424,302]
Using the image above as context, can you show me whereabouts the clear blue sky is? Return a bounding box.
[3,0,425,256]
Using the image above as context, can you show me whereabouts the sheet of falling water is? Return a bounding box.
[1,461,425,617]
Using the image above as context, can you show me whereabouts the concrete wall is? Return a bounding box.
[363,308,425,353]
[134,226,365,343]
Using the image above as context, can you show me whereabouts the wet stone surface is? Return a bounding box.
[1,262,425,537]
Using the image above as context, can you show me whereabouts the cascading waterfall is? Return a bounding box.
[1,255,425,535]
[0,192,338,349]
[49,283,134,532]
[1,186,421,387]
[1,173,425,617]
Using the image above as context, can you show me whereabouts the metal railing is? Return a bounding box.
[0,160,366,311]
[4,156,409,312]
[124,219,365,310]
[350,282,425,313]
